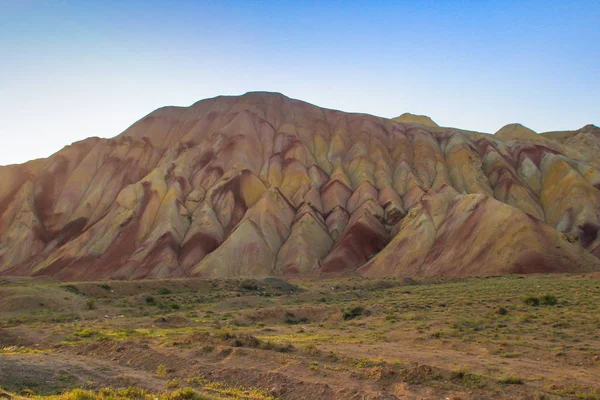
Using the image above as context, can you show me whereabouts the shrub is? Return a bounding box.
[284,311,297,324]
[73,328,98,338]
[450,368,466,380]
[145,296,155,305]
[85,299,96,310]
[117,387,148,399]
[524,295,557,306]
[343,306,364,320]
[156,364,167,377]
[239,279,260,291]
[523,296,540,306]
[167,387,204,400]
[158,288,171,295]
[541,295,557,306]
[98,283,111,291]
[450,369,486,390]
[213,331,294,353]
[304,343,320,355]
[62,284,80,294]
[274,342,295,353]
[166,378,181,389]
[67,389,95,400]
[499,375,524,384]
[214,330,234,341]
[200,344,214,353]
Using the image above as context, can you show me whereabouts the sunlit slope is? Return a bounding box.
[1,92,599,279]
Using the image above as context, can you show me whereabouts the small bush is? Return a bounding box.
[67,389,95,400]
[166,378,181,389]
[284,311,297,324]
[210,333,294,353]
[497,307,508,315]
[167,387,204,400]
[304,343,320,355]
[499,375,524,384]
[62,284,80,294]
[523,296,540,306]
[274,342,295,353]
[524,295,557,307]
[239,279,260,291]
[73,328,98,338]
[200,344,214,353]
[343,306,364,320]
[214,330,234,341]
[117,387,148,399]
[158,288,171,295]
[156,364,167,377]
[145,296,156,305]
[98,283,111,291]
[541,295,557,306]
[450,369,466,380]
[85,299,96,310]
[450,369,486,390]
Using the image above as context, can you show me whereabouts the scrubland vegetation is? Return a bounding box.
[1,274,599,399]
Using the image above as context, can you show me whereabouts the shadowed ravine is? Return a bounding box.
[1,92,599,280]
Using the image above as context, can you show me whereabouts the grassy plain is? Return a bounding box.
[1,274,599,399]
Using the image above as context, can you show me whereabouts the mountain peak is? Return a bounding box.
[494,123,538,140]
[393,113,439,127]
[580,124,600,133]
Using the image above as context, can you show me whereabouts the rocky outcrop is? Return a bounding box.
[1,92,599,280]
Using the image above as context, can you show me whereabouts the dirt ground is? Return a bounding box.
[1,274,599,399]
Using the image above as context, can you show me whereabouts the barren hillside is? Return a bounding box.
[1,92,599,280]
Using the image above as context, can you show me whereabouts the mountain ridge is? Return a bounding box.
[1,91,599,280]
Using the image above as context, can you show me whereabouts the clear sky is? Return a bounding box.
[1,0,599,166]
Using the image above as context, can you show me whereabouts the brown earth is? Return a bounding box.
[1,92,599,280]
[1,275,599,399]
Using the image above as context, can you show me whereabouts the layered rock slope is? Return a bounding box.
[1,92,599,280]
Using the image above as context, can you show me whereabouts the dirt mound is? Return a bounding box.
[240,305,332,325]
[238,277,302,294]
[0,286,82,316]
[153,316,191,328]
[0,329,33,347]
[260,276,302,293]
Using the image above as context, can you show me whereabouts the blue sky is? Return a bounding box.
[1,0,599,165]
